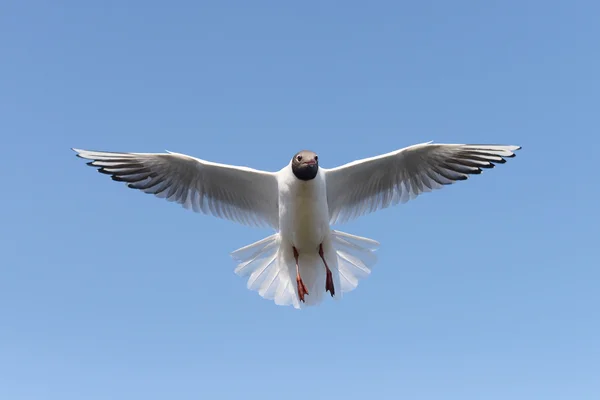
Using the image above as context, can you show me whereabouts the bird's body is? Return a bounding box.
[278,163,329,252]
[275,163,340,306]
[73,141,521,309]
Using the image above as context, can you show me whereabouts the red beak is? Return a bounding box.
[304,159,317,165]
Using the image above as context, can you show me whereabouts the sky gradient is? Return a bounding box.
[1,1,597,399]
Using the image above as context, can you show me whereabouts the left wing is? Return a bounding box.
[73,148,280,228]
[323,142,521,224]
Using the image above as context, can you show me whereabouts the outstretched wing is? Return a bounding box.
[73,148,280,228]
[324,142,521,224]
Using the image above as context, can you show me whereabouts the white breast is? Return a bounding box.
[277,167,330,252]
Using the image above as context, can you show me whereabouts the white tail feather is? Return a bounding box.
[330,230,379,293]
[230,230,379,309]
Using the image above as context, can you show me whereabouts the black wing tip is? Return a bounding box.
[507,146,521,157]
[72,147,91,158]
[507,147,521,157]
[98,168,114,175]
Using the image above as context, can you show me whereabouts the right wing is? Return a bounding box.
[324,142,521,224]
[73,148,280,229]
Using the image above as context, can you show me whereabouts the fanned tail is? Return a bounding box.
[230,230,380,309]
[231,233,302,309]
[330,230,380,293]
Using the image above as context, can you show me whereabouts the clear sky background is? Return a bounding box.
[1,1,597,399]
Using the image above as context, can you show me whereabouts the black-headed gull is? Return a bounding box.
[73,141,520,309]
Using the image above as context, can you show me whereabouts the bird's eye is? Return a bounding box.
[314,155,318,161]
[296,155,302,161]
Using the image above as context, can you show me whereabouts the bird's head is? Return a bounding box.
[291,150,319,181]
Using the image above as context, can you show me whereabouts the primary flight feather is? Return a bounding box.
[73,141,521,309]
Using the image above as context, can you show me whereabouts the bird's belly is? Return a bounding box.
[284,196,329,252]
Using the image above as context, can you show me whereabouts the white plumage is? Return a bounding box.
[73,141,520,309]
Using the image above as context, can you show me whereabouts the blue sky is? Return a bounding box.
[1,1,597,399]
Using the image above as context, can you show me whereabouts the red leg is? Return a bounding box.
[293,247,309,302]
[319,244,335,297]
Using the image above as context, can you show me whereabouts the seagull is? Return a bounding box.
[72,141,521,309]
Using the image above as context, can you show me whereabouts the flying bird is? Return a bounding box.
[72,141,520,309]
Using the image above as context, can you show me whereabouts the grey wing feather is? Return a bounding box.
[324,142,521,224]
[73,148,279,228]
